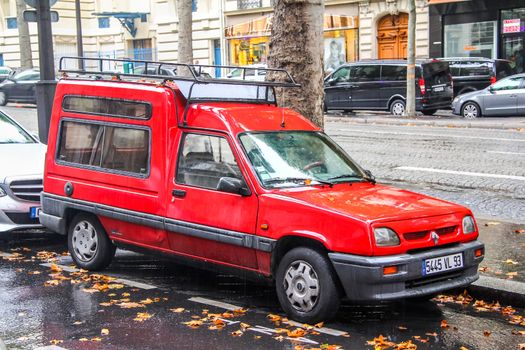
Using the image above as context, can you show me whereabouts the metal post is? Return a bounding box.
[35,0,57,143]
[75,0,84,69]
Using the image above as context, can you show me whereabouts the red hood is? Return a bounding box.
[274,183,465,222]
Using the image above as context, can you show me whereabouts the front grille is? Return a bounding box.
[9,179,42,202]
[404,225,458,241]
[406,270,464,289]
[5,212,40,225]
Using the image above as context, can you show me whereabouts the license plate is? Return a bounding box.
[422,253,463,275]
[434,86,444,92]
[30,207,41,219]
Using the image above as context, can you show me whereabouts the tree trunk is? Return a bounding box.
[268,0,325,129]
[177,0,193,74]
[16,0,33,69]
[405,0,416,117]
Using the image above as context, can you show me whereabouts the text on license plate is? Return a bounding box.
[422,253,463,275]
[30,207,41,219]
[434,86,445,92]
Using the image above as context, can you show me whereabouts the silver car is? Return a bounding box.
[0,111,46,233]
[452,73,525,119]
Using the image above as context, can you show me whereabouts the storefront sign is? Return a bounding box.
[503,19,521,33]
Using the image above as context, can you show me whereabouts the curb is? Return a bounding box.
[326,115,525,131]
[467,275,525,308]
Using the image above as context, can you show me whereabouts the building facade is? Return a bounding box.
[429,0,525,73]
[0,0,432,71]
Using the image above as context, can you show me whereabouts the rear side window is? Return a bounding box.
[460,61,492,77]
[63,96,152,119]
[496,61,515,80]
[381,65,407,81]
[422,62,450,85]
[350,65,380,82]
[57,120,150,176]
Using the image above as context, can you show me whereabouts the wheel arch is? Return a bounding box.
[461,99,482,117]
[387,95,406,109]
[271,234,329,276]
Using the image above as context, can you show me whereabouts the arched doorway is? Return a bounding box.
[377,13,408,59]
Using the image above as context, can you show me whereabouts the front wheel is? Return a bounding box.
[390,99,405,116]
[275,247,340,323]
[0,91,7,106]
[461,102,481,119]
[68,213,116,271]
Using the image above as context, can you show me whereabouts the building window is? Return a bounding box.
[237,0,261,10]
[6,17,17,29]
[192,0,197,12]
[98,17,110,28]
[140,14,148,22]
[444,21,497,59]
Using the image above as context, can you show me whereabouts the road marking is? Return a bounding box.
[332,128,525,143]
[188,297,241,311]
[39,263,157,290]
[487,150,525,155]
[395,166,525,181]
[34,346,69,350]
[189,296,348,338]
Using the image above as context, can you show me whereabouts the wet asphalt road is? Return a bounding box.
[1,235,525,350]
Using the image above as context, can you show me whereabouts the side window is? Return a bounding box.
[381,65,407,81]
[57,121,149,176]
[491,77,523,91]
[350,65,380,82]
[176,134,243,190]
[331,67,350,83]
[448,61,462,76]
[461,61,492,76]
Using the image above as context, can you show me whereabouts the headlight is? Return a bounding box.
[0,187,6,197]
[374,227,400,246]
[462,215,476,234]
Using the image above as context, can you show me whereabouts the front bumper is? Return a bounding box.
[329,240,484,301]
[0,196,42,233]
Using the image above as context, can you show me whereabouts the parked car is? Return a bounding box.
[439,57,515,97]
[0,66,13,83]
[324,60,453,116]
[40,58,484,323]
[0,69,40,106]
[134,63,212,79]
[226,64,267,81]
[451,73,525,119]
[0,111,46,233]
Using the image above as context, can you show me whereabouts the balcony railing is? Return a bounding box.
[237,0,262,10]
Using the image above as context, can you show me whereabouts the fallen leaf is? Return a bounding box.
[133,312,153,322]
[44,280,61,287]
[484,222,500,226]
[28,271,41,275]
[49,264,62,273]
[240,322,251,330]
[287,328,306,338]
[231,330,243,337]
[515,229,525,234]
[183,320,203,328]
[512,330,525,336]
[398,326,408,331]
[267,313,281,322]
[519,345,525,350]
[118,302,145,309]
[504,259,519,265]
[91,337,102,342]
[79,338,89,342]
[73,321,84,325]
[50,339,63,345]
[170,307,185,313]
[101,328,109,335]
[425,332,437,337]
[478,266,490,273]
[441,320,449,329]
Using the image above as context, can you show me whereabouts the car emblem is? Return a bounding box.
[430,231,439,245]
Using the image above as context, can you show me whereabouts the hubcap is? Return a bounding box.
[283,260,320,312]
[72,220,98,262]
[392,102,405,116]
[463,104,478,119]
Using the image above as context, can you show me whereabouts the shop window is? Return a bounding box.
[444,21,496,59]
[6,17,17,29]
[98,17,110,28]
[237,0,261,10]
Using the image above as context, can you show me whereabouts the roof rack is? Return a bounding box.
[59,56,301,126]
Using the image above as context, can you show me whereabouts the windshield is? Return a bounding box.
[0,112,35,144]
[239,131,365,188]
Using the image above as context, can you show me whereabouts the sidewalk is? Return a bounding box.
[326,111,525,131]
[467,219,525,306]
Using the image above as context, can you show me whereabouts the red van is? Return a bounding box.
[40,58,484,323]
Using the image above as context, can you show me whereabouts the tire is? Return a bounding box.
[68,213,116,271]
[390,99,405,116]
[422,109,437,116]
[461,102,481,119]
[275,247,340,323]
[0,91,7,106]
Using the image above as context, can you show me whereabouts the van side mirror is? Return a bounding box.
[489,86,494,93]
[327,78,336,86]
[217,177,251,196]
[226,73,232,78]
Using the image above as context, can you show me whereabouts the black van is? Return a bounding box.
[439,58,515,97]
[324,60,453,116]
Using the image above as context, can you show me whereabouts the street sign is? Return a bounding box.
[24,0,58,9]
[23,10,59,22]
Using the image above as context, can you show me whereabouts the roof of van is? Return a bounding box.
[438,57,512,63]
[340,59,442,66]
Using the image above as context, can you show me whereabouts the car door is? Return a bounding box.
[483,76,523,116]
[516,78,525,115]
[11,71,39,101]
[324,66,352,110]
[379,64,406,108]
[349,65,381,109]
[165,131,260,269]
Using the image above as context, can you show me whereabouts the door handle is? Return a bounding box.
[510,94,517,98]
[172,189,186,198]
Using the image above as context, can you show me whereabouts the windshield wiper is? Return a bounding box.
[326,174,366,183]
[264,177,332,186]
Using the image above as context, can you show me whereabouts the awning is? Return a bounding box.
[428,0,470,4]
[225,14,359,39]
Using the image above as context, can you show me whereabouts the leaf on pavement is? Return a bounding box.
[515,229,525,234]
[118,302,145,309]
[240,322,251,331]
[483,330,491,337]
[49,264,62,272]
[183,320,203,328]
[133,312,153,322]
[101,328,109,335]
[170,307,185,313]
[267,313,281,323]
[484,222,500,226]
[231,330,243,337]
[44,280,61,287]
[519,344,525,350]
[504,259,519,265]
[49,339,63,345]
[440,320,449,329]
[398,326,408,331]
[287,328,306,338]
[79,338,89,342]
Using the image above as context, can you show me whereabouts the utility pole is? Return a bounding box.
[35,0,56,143]
[16,0,33,69]
[75,0,84,69]
[405,0,416,118]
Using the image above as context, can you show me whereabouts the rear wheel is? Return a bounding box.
[461,102,481,119]
[275,247,340,323]
[422,109,437,116]
[0,91,7,106]
[390,99,405,116]
[68,213,116,271]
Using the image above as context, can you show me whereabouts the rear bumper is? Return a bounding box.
[329,240,484,301]
[416,98,453,111]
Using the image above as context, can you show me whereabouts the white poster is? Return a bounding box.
[324,38,346,73]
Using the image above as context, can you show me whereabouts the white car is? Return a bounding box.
[0,110,46,233]
[226,64,267,82]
